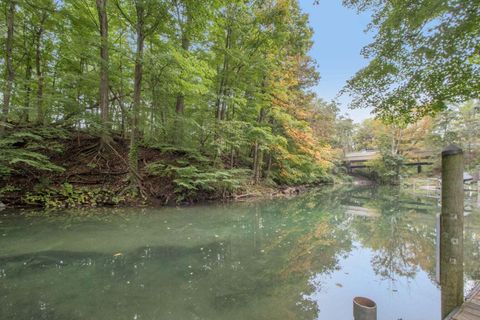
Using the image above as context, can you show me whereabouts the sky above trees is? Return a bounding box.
[299,0,373,122]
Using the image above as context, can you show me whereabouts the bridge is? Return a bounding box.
[343,149,435,173]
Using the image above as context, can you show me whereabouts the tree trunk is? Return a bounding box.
[253,144,264,183]
[1,0,15,133]
[265,152,272,179]
[215,26,232,121]
[175,15,191,115]
[128,3,145,190]
[96,0,110,131]
[22,55,32,123]
[118,49,126,138]
[150,77,157,135]
[22,19,32,124]
[133,29,144,137]
[220,98,227,121]
[173,16,190,145]
[35,25,45,125]
[175,94,185,114]
[253,107,266,183]
[176,39,188,114]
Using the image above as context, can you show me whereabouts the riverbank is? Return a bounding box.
[0,127,335,209]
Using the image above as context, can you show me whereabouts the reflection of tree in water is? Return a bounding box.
[0,190,354,320]
[365,216,422,281]
[221,190,353,319]
[3,186,470,319]
[342,186,437,283]
[260,189,352,279]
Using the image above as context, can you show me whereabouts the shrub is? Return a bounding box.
[0,128,65,178]
[147,162,250,202]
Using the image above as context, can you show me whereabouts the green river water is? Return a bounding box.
[1,186,479,320]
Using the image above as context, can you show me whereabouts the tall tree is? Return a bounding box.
[96,0,110,131]
[34,8,48,125]
[115,0,165,191]
[1,0,16,133]
[20,14,33,123]
[173,0,190,115]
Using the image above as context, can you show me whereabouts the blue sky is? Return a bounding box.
[298,0,374,122]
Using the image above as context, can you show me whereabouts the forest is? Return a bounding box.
[0,0,335,206]
[0,0,479,207]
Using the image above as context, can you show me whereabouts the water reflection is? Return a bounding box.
[0,186,479,320]
[347,188,437,282]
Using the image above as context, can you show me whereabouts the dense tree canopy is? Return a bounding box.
[0,0,343,201]
[342,0,480,122]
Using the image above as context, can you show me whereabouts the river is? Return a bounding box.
[1,186,479,320]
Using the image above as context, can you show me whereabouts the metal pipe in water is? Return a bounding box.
[353,296,377,320]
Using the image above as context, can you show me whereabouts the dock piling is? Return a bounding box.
[440,145,464,318]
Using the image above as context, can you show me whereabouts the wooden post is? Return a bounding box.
[440,144,464,318]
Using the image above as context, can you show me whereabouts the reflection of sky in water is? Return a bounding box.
[0,186,479,320]
[306,242,440,320]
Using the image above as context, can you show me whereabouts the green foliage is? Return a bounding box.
[269,150,329,185]
[368,153,405,185]
[24,183,124,208]
[428,101,480,170]
[343,0,480,122]
[0,185,18,197]
[352,118,424,184]
[147,144,211,164]
[0,128,65,178]
[1,0,337,203]
[147,161,250,202]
